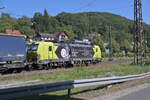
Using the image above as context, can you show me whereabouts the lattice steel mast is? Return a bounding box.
[134,0,145,65]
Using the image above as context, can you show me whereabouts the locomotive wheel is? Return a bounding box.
[2,69,13,74]
[16,69,22,73]
[38,64,44,70]
[64,63,73,68]
[25,65,33,71]
[85,63,89,66]
[44,64,49,70]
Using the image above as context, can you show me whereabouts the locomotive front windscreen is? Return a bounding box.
[27,44,39,51]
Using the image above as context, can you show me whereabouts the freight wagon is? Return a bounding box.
[0,34,27,73]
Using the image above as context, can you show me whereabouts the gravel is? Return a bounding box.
[90,83,150,100]
[71,77,150,100]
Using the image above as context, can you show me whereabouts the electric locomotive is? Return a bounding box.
[27,40,102,70]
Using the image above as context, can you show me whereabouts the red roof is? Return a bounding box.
[5,29,22,35]
[55,32,67,36]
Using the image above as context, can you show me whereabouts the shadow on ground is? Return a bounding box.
[72,85,107,96]
[13,85,110,100]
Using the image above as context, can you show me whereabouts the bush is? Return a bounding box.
[114,53,124,57]
[102,52,135,57]
[102,52,110,57]
[148,53,150,57]
[145,60,150,65]
[126,52,135,57]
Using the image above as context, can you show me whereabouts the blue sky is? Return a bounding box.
[0,0,150,24]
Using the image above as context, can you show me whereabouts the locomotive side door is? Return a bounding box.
[48,44,53,59]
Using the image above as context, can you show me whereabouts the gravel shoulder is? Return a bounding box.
[90,83,150,100]
[71,77,150,100]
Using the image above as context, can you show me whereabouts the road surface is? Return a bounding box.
[88,83,150,100]
[117,87,150,100]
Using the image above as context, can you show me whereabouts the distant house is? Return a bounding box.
[84,33,97,40]
[55,32,68,41]
[33,32,68,42]
[5,29,22,36]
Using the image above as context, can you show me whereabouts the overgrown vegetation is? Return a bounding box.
[10,64,150,100]
[15,64,150,82]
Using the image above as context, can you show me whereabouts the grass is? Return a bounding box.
[21,64,150,82]
[7,63,150,100]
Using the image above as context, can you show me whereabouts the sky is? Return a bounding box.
[0,0,150,24]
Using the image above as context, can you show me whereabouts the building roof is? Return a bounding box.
[55,32,68,36]
[38,33,55,38]
[38,32,68,38]
[5,29,22,35]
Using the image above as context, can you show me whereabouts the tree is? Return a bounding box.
[43,9,50,32]
[58,25,77,40]
[92,34,105,51]
[0,22,13,32]
[0,13,18,32]
[18,16,32,26]
[19,26,35,36]
[120,39,131,54]
[0,11,150,46]
[32,12,44,33]
[16,16,35,36]
[112,39,120,53]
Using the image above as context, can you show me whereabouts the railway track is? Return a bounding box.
[0,58,133,83]
[90,57,133,67]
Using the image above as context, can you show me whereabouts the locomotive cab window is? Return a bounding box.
[49,46,52,51]
[30,44,39,51]
[96,48,98,52]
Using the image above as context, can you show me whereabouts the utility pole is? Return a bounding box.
[108,25,113,61]
[134,0,145,65]
[144,30,147,59]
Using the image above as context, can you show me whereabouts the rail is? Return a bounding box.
[0,72,150,100]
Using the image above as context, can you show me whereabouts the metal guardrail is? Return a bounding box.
[0,80,41,89]
[0,72,150,100]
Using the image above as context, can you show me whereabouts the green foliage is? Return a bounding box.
[112,39,120,53]
[126,52,135,57]
[120,39,132,53]
[18,26,35,36]
[32,10,60,34]
[13,64,150,100]
[14,64,150,82]
[0,13,18,32]
[92,34,105,51]
[58,25,77,40]
[101,52,109,57]
[16,16,35,36]
[0,22,13,32]
[17,16,32,26]
[113,53,124,57]
[0,11,150,52]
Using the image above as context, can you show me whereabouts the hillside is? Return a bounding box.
[0,11,150,52]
